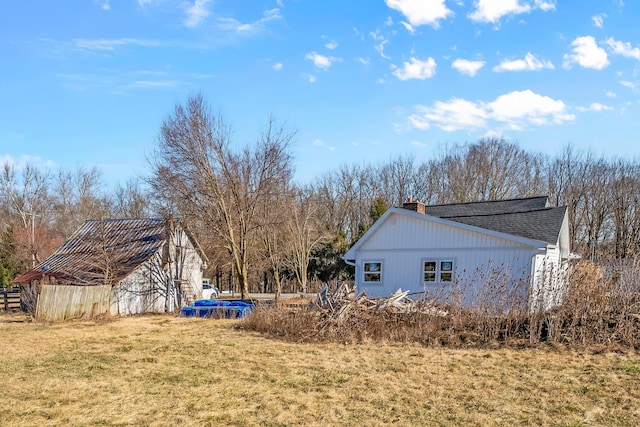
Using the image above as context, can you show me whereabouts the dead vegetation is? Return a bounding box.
[242,260,640,349]
[0,314,639,426]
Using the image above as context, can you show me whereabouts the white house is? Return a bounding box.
[343,196,574,311]
[14,218,208,317]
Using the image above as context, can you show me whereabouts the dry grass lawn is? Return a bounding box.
[0,313,639,426]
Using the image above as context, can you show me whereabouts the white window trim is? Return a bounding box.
[362,260,383,285]
[422,258,456,284]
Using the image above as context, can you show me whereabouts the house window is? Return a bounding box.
[363,261,382,283]
[423,260,454,283]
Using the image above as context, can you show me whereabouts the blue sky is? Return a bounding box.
[1,0,639,187]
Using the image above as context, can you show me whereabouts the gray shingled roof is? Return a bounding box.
[423,195,549,217]
[422,196,566,245]
[14,218,168,285]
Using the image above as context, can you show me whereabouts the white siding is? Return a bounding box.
[110,226,205,315]
[530,246,567,312]
[354,213,543,308]
[168,227,204,305]
[111,254,172,315]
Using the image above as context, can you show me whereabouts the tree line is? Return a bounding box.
[2,94,639,296]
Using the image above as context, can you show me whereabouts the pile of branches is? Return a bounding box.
[301,283,450,343]
[241,283,451,343]
[314,283,447,322]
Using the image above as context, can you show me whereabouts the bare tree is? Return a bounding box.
[0,162,53,266]
[578,159,612,260]
[547,145,592,252]
[376,155,418,208]
[433,138,542,203]
[315,164,374,243]
[53,166,108,238]
[256,188,289,303]
[286,186,328,294]
[149,94,294,299]
[111,178,151,218]
[611,159,640,259]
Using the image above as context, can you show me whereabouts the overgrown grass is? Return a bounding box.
[1,314,639,426]
[243,260,640,349]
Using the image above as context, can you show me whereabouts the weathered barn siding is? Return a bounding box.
[110,227,205,315]
[36,285,112,321]
[111,255,170,315]
[168,226,204,303]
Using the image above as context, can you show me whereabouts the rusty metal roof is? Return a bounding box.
[14,218,169,285]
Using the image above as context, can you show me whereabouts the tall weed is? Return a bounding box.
[242,259,640,349]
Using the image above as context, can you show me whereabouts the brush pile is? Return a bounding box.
[314,283,447,327]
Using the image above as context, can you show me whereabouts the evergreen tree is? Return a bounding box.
[0,225,21,287]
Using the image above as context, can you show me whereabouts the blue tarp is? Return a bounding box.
[179,299,254,318]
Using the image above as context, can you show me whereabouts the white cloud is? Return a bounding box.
[605,91,616,98]
[409,89,574,132]
[313,139,336,151]
[190,73,214,79]
[305,52,340,70]
[534,0,556,11]
[620,81,636,90]
[576,102,613,112]
[301,73,316,83]
[468,0,555,24]
[272,62,283,71]
[452,58,485,76]
[410,98,489,131]
[488,90,574,128]
[0,154,56,171]
[392,57,437,80]
[605,38,640,60]
[129,80,180,88]
[73,38,160,51]
[493,52,554,72]
[185,0,211,28]
[410,141,427,148]
[95,0,110,10]
[356,57,370,65]
[370,30,390,59]
[592,13,606,28]
[469,0,530,23]
[384,16,394,26]
[138,0,151,6]
[562,36,609,70]
[483,129,505,140]
[215,8,281,35]
[325,41,338,50]
[401,21,416,34]
[384,0,453,28]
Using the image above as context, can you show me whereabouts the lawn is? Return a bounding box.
[0,313,639,426]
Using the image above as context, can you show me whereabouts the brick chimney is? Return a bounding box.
[402,197,425,214]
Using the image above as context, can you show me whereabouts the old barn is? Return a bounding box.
[14,218,208,319]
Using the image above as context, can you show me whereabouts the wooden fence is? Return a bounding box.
[1,287,21,311]
[36,285,113,321]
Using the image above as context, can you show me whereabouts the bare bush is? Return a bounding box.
[241,260,640,349]
[531,260,640,347]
